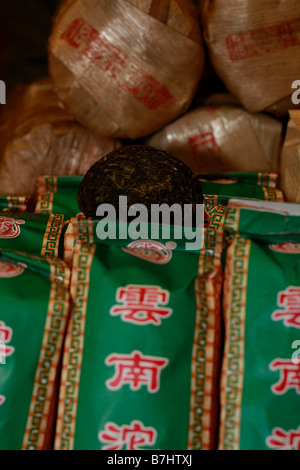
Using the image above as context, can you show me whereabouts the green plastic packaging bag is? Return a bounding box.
[0,249,70,450]
[0,211,64,259]
[0,196,31,214]
[199,171,284,206]
[201,172,285,236]
[34,176,84,220]
[219,200,300,450]
[55,221,223,450]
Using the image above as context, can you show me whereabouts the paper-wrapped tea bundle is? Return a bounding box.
[0,79,122,196]
[280,111,300,203]
[48,0,205,140]
[146,104,283,173]
[201,0,300,114]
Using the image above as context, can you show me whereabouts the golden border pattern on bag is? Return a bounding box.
[257,172,278,189]
[206,204,227,232]
[224,207,240,233]
[262,187,284,202]
[41,214,64,258]
[188,228,223,450]
[7,196,29,212]
[36,176,58,196]
[218,237,251,450]
[35,193,55,214]
[54,242,96,450]
[63,217,94,264]
[204,195,219,210]
[22,261,70,450]
[35,176,58,214]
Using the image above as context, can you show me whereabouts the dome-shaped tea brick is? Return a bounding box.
[78,145,203,222]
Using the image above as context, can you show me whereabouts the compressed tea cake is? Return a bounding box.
[78,145,204,222]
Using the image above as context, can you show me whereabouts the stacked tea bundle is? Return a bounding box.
[146,103,283,173]
[201,0,300,116]
[0,78,122,196]
[280,110,300,203]
[48,0,205,139]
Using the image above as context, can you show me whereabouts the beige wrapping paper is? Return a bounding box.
[145,104,283,173]
[0,79,122,196]
[201,0,300,114]
[48,0,205,140]
[280,110,300,203]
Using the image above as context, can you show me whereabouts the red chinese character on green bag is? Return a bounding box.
[105,350,169,393]
[0,321,15,363]
[266,426,300,450]
[98,420,157,450]
[110,285,172,325]
[270,358,300,394]
[0,217,25,239]
[272,287,300,328]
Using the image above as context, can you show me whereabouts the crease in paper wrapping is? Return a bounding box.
[48,0,205,140]
[0,79,122,197]
[145,103,283,173]
[201,0,300,114]
[280,110,300,203]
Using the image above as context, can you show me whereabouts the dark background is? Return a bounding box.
[0,0,60,93]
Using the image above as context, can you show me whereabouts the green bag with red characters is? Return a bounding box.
[219,200,300,450]
[54,219,224,450]
[34,176,84,220]
[0,249,70,450]
[0,211,64,259]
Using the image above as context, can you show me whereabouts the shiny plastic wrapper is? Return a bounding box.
[219,200,300,450]
[55,223,223,450]
[0,250,70,450]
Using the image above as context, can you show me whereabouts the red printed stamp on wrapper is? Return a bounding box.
[226,18,300,61]
[60,18,173,110]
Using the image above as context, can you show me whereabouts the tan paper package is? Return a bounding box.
[201,0,300,115]
[48,0,205,140]
[146,104,283,173]
[0,79,122,196]
[280,110,300,203]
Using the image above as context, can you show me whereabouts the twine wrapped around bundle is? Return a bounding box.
[0,78,122,196]
[280,110,300,203]
[48,0,205,140]
[201,0,300,115]
[145,103,283,173]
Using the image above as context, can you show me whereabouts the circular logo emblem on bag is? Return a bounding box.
[0,217,25,239]
[0,260,25,278]
[269,242,300,254]
[123,240,173,264]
